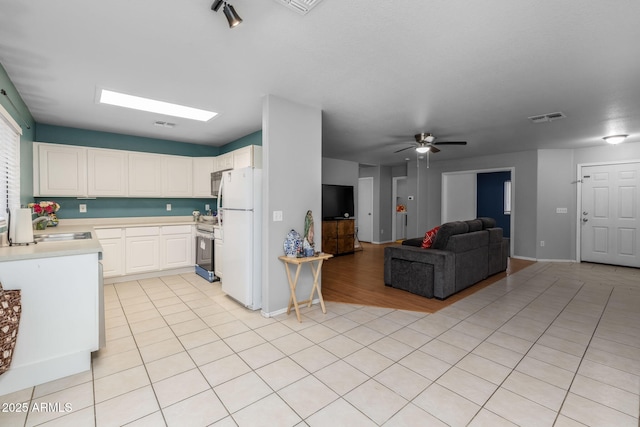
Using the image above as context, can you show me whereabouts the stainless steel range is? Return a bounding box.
[195,219,220,282]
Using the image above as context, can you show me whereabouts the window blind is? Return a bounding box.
[0,104,22,221]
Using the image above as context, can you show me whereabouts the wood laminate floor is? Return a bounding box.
[321,242,535,313]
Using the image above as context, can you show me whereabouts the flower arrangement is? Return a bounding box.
[28,201,60,216]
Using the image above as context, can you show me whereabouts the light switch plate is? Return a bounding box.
[166,204,172,211]
[556,207,568,214]
[79,204,87,213]
[273,211,283,221]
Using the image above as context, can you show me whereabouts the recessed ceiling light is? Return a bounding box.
[603,134,628,145]
[99,89,217,122]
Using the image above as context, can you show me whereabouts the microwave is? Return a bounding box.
[211,170,230,197]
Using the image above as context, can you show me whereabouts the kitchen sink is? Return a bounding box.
[34,231,93,242]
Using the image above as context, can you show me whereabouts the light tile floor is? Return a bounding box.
[1,261,639,426]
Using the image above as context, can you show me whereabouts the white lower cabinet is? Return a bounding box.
[125,226,160,274]
[98,224,194,278]
[160,225,193,269]
[95,228,124,278]
[214,237,223,278]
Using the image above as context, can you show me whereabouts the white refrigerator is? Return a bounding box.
[219,167,262,310]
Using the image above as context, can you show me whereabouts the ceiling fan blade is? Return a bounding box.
[433,141,467,145]
[393,146,415,153]
[429,145,441,153]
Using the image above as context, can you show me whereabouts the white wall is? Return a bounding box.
[536,149,576,260]
[408,150,539,259]
[262,95,322,316]
[442,172,476,222]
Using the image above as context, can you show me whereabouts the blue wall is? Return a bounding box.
[477,171,511,237]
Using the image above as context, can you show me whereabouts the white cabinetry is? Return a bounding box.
[232,145,262,169]
[193,157,215,197]
[214,233,223,278]
[128,153,163,197]
[95,228,124,277]
[161,225,193,269]
[88,148,128,196]
[125,227,160,274]
[214,153,233,172]
[163,156,193,197]
[98,224,194,280]
[34,143,87,196]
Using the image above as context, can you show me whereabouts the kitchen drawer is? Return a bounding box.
[95,228,122,239]
[126,226,160,237]
[161,225,193,235]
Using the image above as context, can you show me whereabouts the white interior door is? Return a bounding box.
[581,163,640,267]
[358,177,373,242]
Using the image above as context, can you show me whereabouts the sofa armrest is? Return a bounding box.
[384,245,456,298]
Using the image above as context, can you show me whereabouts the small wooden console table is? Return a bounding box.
[278,253,333,322]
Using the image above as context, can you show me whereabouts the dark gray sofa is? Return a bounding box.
[384,218,509,299]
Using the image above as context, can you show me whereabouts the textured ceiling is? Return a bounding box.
[1,0,639,165]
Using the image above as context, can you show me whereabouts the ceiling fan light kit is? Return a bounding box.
[603,134,628,145]
[393,132,467,154]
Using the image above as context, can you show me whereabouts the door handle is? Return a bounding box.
[582,218,588,223]
[583,211,588,215]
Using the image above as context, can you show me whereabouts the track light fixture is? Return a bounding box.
[211,0,243,28]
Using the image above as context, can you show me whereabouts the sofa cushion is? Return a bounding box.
[421,226,440,248]
[465,219,483,232]
[402,238,423,247]
[477,217,496,229]
[431,221,469,250]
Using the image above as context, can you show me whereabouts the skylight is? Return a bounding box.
[99,89,217,122]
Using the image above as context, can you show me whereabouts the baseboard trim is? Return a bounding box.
[104,266,194,284]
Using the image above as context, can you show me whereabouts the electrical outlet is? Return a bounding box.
[381,229,384,234]
[79,204,87,213]
[540,240,545,247]
[166,204,172,211]
[205,204,210,211]
[273,211,283,222]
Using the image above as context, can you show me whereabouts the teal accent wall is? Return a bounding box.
[36,124,220,157]
[36,197,215,220]
[0,62,36,206]
[219,130,262,154]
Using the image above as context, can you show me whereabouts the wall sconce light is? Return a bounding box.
[603,134,628,145]
[211,1,243,28]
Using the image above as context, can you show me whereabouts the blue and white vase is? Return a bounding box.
[284,229,302,258]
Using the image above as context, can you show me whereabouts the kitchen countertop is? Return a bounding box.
[0,224,103,263]
[0,217,200,263]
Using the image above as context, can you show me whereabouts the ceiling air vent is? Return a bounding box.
[273,0,323,15]
[154,121,176,128]
[528,112,567,124]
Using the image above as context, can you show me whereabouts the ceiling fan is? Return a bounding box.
[394,133,467,154]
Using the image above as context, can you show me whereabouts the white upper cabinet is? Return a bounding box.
[232,145,263,170]
[128,152,163,197]
[193,157,215,198]
[162,155,193,197]
[214,153,233,172]
[35,143,88,197]
[88,148,128,197]
[33,142,261,198]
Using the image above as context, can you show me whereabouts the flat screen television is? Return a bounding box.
[322,184,355,220]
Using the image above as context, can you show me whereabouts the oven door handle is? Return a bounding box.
[195,230,215,239]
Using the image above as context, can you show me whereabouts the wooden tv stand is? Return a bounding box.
[322,219,355,255]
